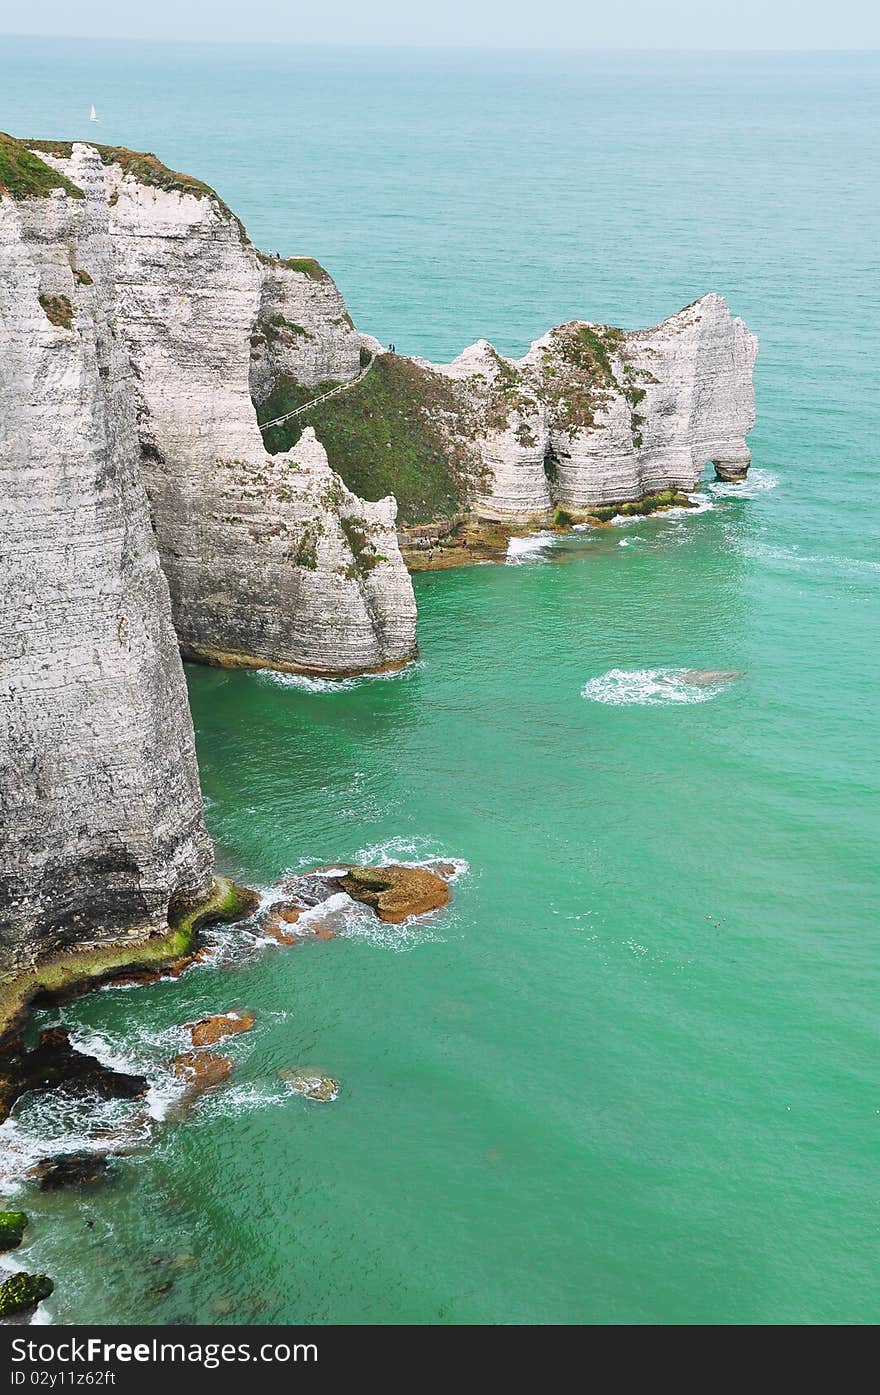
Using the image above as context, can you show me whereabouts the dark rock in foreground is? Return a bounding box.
[0,1028,147,1123]
[29,1152,109,1191]
[0,1271,53,1320]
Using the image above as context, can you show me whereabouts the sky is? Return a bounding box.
[3,0,879,50]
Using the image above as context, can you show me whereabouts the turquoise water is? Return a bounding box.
[2,40,880,1324]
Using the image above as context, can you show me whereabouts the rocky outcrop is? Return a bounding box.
[188,1012,254,1047]
[422,295,758,520]
[0,1029,147,1124]
[172,1050,234,1093]
[0,140,215,1003]
[338,865,451,923]
[29,139,417,675]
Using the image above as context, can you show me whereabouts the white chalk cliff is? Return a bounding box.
[0,149,214,978]
[0,131,758,1000]
[420,295,758,521]
[31,139,418,675]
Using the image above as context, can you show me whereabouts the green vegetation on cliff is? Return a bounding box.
[26,137,243,230]
[258,355,471,525]
[39,293,73,330]
[0,877,258,1046]
[0,133,84,200]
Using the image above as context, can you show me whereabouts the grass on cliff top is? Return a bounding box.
[0,133,84,200]
[256,252,331,281]
[27,137,243,228]
[257,355,468,525]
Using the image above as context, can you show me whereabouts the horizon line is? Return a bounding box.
[3,33,880,54]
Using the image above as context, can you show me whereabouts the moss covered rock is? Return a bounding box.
[0,1212,27,1252]
[0,1271,53,1318]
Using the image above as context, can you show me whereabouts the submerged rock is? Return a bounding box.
[278,1068,339,1102]
[188,1012,254,1048]
[338,865,451,924]
[0,1212,27,1252]
[681,670,743,687]
[172,1051,234,1094]
[29,1152,109,1191]
[0,1272,53,1320]
[261,919,299,946]
[264,901,303,924]
[0,1029,147,1124]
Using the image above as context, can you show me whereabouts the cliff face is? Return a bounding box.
[32,140,417,675]
[0,151,214,982]
[250,256,362,402]
[425,294,758,521]
[260,295,757,526]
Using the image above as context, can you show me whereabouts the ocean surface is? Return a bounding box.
[2,39,879,1324]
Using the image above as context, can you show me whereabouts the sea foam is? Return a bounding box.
[581,667,736,706]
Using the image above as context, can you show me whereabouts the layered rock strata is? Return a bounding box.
[260,298,757,529]
[28,138,417,674]
[420,295,758,521]
[250,255,361,400]
[0,144,215,1001]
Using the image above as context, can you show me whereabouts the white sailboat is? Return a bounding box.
[89,104,99,123]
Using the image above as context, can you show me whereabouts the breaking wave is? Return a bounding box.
[706,467,779,499]
[262,660,424,693]
[506,532,556,563]
[581,667,737,706]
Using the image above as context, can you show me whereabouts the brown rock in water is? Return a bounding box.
[260,900,305,944]
[172,1051,234,1093]
[0,1028,147,1123]
[338,865,451,924]
[262,917,299,945]
[264,900,303,925]
[188,1012,254,1048]
[29,1152,109,1191]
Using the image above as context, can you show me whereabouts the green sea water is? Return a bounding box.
[2,40,879,1325]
